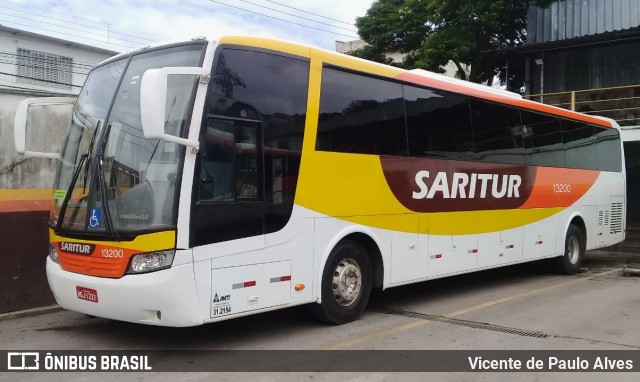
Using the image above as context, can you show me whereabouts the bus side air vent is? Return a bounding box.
[610,202,624,234]
[597,210,610,227]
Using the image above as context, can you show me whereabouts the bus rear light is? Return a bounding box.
[127,250,175,274]
[48,243,59,263]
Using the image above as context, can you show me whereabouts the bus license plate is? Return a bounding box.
[76,286,98,303]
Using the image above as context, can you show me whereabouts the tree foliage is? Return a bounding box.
[354,0,556,88]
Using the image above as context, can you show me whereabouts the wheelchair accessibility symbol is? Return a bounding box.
[89,208,101,229]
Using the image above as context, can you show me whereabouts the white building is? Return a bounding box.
[0,24,117,189]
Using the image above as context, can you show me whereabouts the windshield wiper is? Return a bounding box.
[55,121,102,231]
[55,153,87,231]
[98,123,120,240]
[82,120,100,193]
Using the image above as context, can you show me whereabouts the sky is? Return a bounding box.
[0,0,375,53]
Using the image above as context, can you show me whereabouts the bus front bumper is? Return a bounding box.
[46,257,203,327]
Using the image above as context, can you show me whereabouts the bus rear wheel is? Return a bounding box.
[554,224,585,275]
[312,239,372,325]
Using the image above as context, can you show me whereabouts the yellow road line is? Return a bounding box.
[323,268,620,350]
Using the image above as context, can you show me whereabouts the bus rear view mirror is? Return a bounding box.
[140,66,209,150]
[14,97,76,159]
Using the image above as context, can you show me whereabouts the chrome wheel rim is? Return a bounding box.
[332,258,362,306]
[567,235,580,264]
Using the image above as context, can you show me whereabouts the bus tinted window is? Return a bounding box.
[595,126,622,172]
[317,67,407,156]
[563,120,596,170]
[470,99,524,165]
[404,85,473,160]
[521,111,563,167]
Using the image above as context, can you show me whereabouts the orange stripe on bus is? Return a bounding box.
[57,243,140,278]
[395,72,613,128]
[520,167,600,209]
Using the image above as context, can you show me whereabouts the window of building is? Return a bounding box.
[16,48,73,89]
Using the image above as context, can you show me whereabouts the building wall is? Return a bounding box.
[534,38,640,93]
[522,2,640,125]
[0,28,115,94]
[0,27,115,313]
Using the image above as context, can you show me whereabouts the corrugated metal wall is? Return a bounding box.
[528,0,640,44]
[541,38,640,92]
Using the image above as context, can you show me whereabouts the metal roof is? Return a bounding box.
[528,0,640,45]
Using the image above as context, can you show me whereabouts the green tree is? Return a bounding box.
[354,0,555,88]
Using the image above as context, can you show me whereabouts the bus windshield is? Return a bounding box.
[54,42,205,235]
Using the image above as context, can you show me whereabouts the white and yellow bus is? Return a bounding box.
[14,36,625,326]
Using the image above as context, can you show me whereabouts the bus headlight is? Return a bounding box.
[127,250,175,274]
[48,243,59,263]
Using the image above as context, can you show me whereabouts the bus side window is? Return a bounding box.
[521,111,563,167]
[595,126,622,172]
[470,99,524,165]
[404,85,473,160]
[562,120,596,170]
[317,67,406,156]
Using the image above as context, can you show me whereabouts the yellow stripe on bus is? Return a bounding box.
[219,36,311,58]
[49,228,176,252]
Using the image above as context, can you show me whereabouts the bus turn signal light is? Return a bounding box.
[295,284,305,291]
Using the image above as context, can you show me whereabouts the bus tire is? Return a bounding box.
[312,239,372,325]
[554,224,585,275]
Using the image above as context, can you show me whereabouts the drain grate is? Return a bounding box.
[380,307,549,339]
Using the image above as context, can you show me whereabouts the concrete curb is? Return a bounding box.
[0,305,64,322]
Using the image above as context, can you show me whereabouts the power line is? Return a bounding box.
[0,59,90,77]
[0,19,136,49]
[264,0,354,25]
[1,1,169,41]
[207,0,359,39]
[0,6,159,44]
[0,13,149,47]
[0,70,82,88]
[235,0,357,33]
[0,80,73,94]
[0,50,98,69]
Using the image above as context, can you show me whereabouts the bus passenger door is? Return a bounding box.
[191,117,265,249]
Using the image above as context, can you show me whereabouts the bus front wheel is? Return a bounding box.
[313,239,372,325]
[554,224,585,275]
